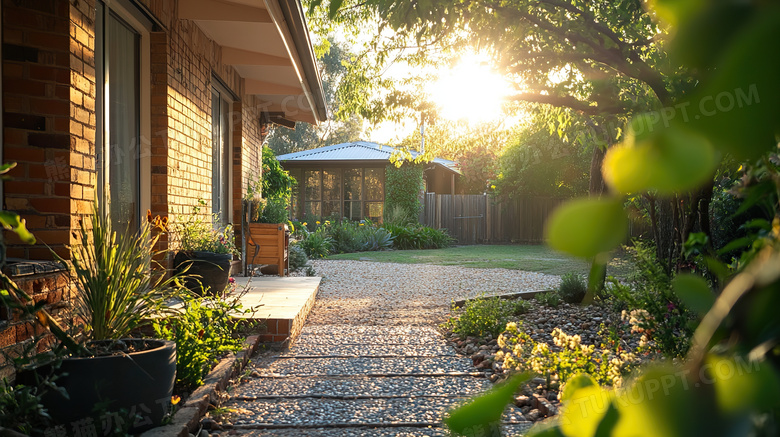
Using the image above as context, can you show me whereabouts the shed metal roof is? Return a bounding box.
[276,141,461,174]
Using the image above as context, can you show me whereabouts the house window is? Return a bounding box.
[211,85,233,225]
[96,0,151,229]
[295,166,384,222]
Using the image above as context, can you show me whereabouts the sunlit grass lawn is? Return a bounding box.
[325,244,633,277]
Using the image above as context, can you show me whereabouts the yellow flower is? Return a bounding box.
[359,223,364,226]
[316,221,321,225]
[302,222,307,226]
[171,395,181,405]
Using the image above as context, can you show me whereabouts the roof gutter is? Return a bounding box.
[271,0,328,124]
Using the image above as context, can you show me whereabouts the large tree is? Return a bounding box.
[313,0,706,268]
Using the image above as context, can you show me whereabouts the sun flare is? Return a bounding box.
[429,53,510,124]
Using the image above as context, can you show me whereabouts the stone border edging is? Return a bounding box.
[139,335,261,437]
[453,290,554,307]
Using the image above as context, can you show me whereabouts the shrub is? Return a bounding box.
[153,295,245,390]
[381,223,454,250]
[299,229,332,258]
[259,197,289,224]
[384,204,416,226]
[535,291,561,308]
[443,297,530,338]
[363,227,395,251]
[329,220,371,253]
[498,322,639,388]
[603,242,695,358]
[288,242,310,273]
[558,273,587,303]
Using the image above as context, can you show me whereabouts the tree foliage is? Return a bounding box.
[261,146,295,200]
[265,38,363,155]
[392,119,516,194]
[494,128,590,199]
[447,0,780,435]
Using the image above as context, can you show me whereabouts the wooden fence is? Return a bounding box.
[423,194,651,244]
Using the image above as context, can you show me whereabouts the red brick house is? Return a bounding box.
[0,0,326,378]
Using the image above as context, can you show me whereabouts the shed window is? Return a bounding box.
[295,167,385,222]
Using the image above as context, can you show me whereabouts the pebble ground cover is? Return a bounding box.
[214,259,647,435]
[211,260,560,435]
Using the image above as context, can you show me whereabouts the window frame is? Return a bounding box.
[95,0,151,228]
[293,165,385,222]
[210,80,236,226]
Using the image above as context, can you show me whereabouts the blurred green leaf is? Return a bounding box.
[673,274,715,317]
[561,374,598,403]
[560,384,613,437]
[546,198,628,258]
[710,356,780,413]
[603,124,717,195]
[0,211,36,245]
[670,2,752,69]
[444,372,529,435]
[648,0,703,26]
[715,237,753,256]
[613,366,718,436]
[684,6,780,160]
[0,162,16,175]
[594,401,620,437]
[327,0,343,19]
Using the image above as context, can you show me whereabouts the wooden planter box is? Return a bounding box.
[247,223,289,277]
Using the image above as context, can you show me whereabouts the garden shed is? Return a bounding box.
[277,141,461,222]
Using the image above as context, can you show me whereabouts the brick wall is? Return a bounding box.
[0,0,269,357]
[0,263,70,381]
[139,0,264,249]
[3,0,265,255]
[2,0,81,260]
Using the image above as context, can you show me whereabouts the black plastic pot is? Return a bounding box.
[174,250,232,296]
[21,339,176,432]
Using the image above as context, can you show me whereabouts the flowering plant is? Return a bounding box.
[172,200,238,256]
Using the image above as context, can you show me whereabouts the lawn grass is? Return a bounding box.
[325,244,634,277]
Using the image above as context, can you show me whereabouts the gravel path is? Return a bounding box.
[223,260,559,436]
[305,260,560,326]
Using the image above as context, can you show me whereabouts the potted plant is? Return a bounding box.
[1,202,186,432]
[172,200,238,295]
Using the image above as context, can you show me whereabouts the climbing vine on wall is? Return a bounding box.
[384,163,424,222]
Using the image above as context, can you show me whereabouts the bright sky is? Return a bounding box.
[367,52,515,144]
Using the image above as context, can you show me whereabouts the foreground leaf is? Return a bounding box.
[603,124,716,195]
[444,372,529,435]
[0,211,36,244]
[673,275,715,317]
[546,198,628,258]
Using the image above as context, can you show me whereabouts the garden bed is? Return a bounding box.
[442,300,659,425]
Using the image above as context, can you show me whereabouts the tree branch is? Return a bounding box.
[508,92,627,115]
